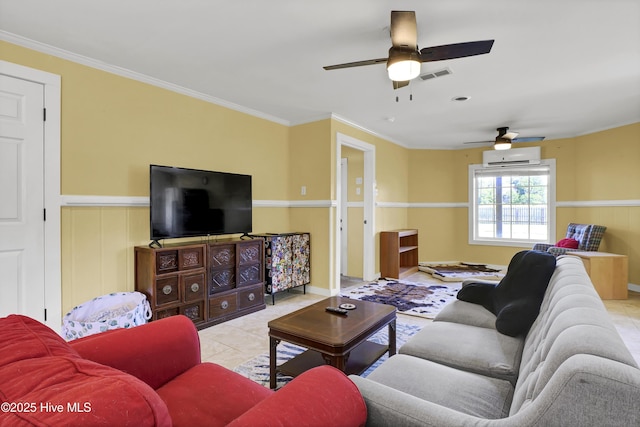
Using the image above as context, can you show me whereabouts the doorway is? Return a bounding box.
[335,133,376,290]
[340,146,367,280]
[340,158,348,275]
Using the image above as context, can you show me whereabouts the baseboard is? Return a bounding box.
[301,285,333,297]
[628,283,640,293]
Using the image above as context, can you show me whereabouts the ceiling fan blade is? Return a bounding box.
[390,11,417,48]
[323,57,388,70]
[504,131,519,139]
[419,40,494,62]
[392,80,410,90]
[465,136,546,145]
[512,137,546,142]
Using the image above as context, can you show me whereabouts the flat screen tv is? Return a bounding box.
[149,165,252,242]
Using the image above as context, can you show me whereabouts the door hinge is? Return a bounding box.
[44,308,47,322]
[43,208,46,221]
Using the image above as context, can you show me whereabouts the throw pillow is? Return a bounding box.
[556,238,579,249]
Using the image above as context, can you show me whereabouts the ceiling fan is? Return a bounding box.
[466,127,546,150]
[323,10,494,89]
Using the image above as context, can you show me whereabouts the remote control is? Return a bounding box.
[325,306,348,315]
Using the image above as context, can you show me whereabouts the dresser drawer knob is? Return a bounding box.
[190,283,200,293]
[162,285,173,295]
[221,300,229,310]
[248,293,255,301]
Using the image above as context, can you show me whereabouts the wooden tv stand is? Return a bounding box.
[135,238,266,329]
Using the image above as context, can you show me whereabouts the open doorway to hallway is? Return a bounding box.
[340,146,365,280]
[335,133,376,291]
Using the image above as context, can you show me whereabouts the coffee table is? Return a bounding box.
[268,296,396,389]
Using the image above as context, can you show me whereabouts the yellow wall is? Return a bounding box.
[1,41,316,314]
[3,40,639,317]
[408,149,468,203]
[342,146,364,202]
[551,124,640,283]
[61,65,291,198]
[407,149,475,262]
[289,208,332,291]
[60,207,147,308]
[1,41,291,199]
[288,121,333,291]
[289,120,332,200]
[406,123,640,283]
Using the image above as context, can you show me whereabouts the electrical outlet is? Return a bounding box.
[356,177,363,185]
[301,186,306,196]
[356,187,361,195]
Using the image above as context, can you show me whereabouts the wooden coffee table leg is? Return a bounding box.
[388,319,397,356]
[321,353,349,372]
[269,336,280,389]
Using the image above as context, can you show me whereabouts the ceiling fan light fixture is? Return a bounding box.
[494,139,511,150]
[387,48,421,81]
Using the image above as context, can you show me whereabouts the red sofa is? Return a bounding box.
[0,314,367,426]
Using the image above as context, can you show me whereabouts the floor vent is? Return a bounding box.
[420,67,453,81]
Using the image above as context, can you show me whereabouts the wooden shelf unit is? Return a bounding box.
[380,229,419,279]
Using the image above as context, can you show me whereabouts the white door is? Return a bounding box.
[0,74,46,321]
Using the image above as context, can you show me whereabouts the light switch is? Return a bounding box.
[356,177,363,185]
[301,186,306,195]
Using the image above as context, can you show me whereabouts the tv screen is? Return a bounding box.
[150,165,252,241]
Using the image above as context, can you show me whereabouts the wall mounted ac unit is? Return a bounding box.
[483,146,541,168]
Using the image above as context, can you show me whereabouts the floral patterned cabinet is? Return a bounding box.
[255,233,310,304]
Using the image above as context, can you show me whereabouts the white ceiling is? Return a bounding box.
[1,0,639,149]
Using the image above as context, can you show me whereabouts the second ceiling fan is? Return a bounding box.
[323,10,494,89]
[466,127,546,150]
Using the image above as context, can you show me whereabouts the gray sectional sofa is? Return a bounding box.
[350,255,640,426]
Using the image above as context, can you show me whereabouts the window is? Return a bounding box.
[469,161,555,246]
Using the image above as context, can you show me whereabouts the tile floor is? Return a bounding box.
[198,271,640,370]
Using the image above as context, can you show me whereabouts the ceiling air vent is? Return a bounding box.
[419,67,452,81]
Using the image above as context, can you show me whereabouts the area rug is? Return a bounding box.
[341,279,460,319]
[233,322,422,389]
[419,261,504,282]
